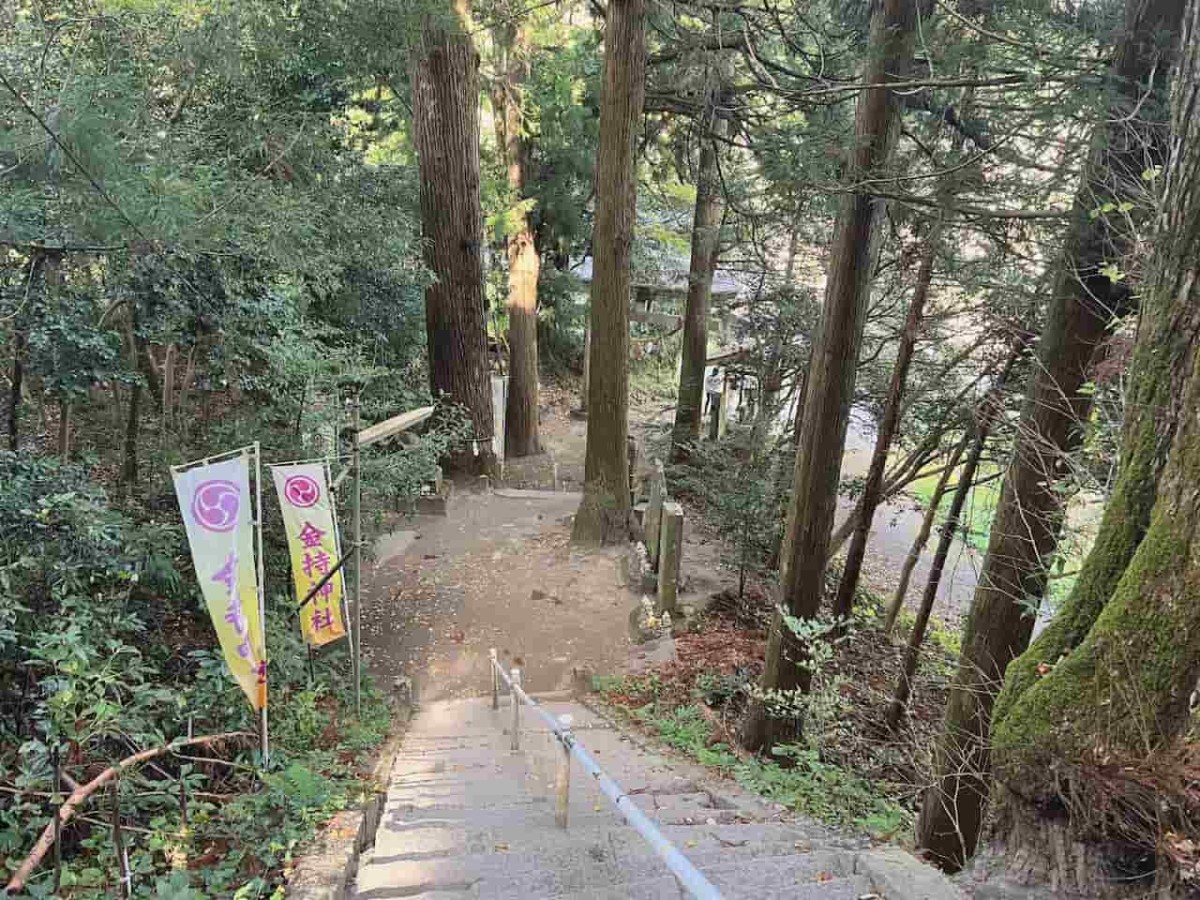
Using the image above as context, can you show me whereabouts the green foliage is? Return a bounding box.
[0,450,391,896]
[667,433,792,592]
[614,694,908,834]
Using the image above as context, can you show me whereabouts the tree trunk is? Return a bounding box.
[992,0,1200,806]
[162,343,176,431]
[994,6,1192,724]
[494,18,542,458]
[411,5,496,475]
[7,328,24,453]
[886,351,1020,727]
[6,252,46,453]
[671,92,727,461]
[832,231,937,620]
[741,0,930,754]
[783,205,802,286]
[571,0,646,545]
[122,382,141,491]
[917,0,1183,869]
[884,429,970,632]
[56,399,71,459]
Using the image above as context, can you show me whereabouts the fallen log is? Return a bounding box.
[4,731,251,894]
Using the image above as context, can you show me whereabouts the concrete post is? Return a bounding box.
[645,460,666,571]
[657,501,684,614]
[490,648,499,710]
[555,714,573,829]
[510,667,522,752]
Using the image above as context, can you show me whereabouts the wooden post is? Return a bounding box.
[352,392,362,719]
[626,435,639,506]
[717,384,729,438]
[112,778,130,898]
[510,667,522,752]
[490,648,499,710]
[555,714,573,829]
[580,325,591,415]
[645,460,666,571]
[657,501,684,614]
[51,746,61,894]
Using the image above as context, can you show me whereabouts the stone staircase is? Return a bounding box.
[351,696,963,900]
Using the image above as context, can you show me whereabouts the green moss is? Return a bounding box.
[996,336,1178,727]
[994,508,1198,793]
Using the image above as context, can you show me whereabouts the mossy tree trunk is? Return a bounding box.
[995,0,1190,725]
[741,0,931,755]
[572,0,646,545]
[411,2,497,476]
[917,0,1185,870]
[993,0,1200,804]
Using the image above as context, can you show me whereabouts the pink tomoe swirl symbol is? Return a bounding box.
[284,474,321,508]
[192,480,241,532]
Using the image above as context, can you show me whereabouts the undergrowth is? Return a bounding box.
[597,674,910,840]
[0,452,393,899]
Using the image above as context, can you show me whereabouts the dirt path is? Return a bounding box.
[360,489,644,701]
[359,389,981,704]
[359,391,735,701]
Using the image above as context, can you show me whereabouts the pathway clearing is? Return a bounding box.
[359,488,696,702]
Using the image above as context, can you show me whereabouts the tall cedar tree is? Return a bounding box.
[992,0,1200,820]
[493,16,542,458]
[411,5,496,475]
[572,0,646,544]
[995,0,1192,724]
[917,0,1184,869]
[831,223,938,619]
[741,0,931,754]
[671,89,727,460]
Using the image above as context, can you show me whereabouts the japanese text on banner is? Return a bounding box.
[270,463,348,647]
[171,455,267,710]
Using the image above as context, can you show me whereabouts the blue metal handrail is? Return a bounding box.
[489,653,723,900]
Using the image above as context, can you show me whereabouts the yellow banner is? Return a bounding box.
[172,455,267,710]
[270,463,348,647]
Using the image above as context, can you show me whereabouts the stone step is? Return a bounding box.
[354,697,966,900]
[370,811,817,865]
[356,841,855,897]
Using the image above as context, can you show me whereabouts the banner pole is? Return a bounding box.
[352,392,363,720]
[253,442,269,766]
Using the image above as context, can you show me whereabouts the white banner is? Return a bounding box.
[172,454,267,710]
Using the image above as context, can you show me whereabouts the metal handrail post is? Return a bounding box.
[490,648,499,710]
[489,658,723,900]
[510,667,522,752]
[555,714,572,829]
